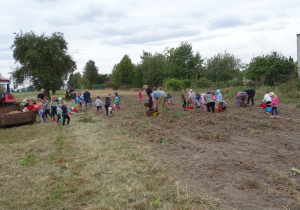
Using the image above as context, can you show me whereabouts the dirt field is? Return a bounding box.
[90,89,300,210]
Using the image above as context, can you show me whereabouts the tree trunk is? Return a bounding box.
[52,90,56,95]
[45,89,51,99]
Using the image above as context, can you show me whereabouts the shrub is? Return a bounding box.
[164,78,182,91]
[193,78,212,88]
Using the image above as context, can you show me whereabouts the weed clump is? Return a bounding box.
[78,116,95,123]
[256,121,269,127]
[20,154,38,166]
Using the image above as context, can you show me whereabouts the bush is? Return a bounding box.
[193,78,212,88]
[164,78,182,91]
[182,80,193,89]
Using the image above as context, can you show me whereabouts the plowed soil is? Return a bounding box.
[90,90,300,210]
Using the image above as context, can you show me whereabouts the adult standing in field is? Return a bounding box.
[37,89,45,100]
[152,90,167,113]
[143,85,153,110]
[204,92,215,113]
[83,89,92,108]
[236,92,248,108]
[244,89,256,106]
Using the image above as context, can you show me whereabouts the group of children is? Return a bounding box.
[139,87,280,117]
[181,88,226,113]
[73,91,121,116]
[20,96,71,126]
[261,91,280,117]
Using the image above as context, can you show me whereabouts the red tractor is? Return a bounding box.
[0,78,15,107]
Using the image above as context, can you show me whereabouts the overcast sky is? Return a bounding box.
[0,0,299,79]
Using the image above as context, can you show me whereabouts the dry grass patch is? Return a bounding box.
[0,108,218,209]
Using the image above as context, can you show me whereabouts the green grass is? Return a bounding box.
[159,138,171,144]
[19,154,38,166]
[256,121,270,127]
[171,111,186,118]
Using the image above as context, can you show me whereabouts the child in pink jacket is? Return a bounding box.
[270,92,279,118]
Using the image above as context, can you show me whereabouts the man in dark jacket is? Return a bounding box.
[83,89,92,107]
[143,85,153,110]
[244,89,256,105]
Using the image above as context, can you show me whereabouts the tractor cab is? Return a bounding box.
[0,78,15,107]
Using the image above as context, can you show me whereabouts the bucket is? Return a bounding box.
[108,107,112,112]
[144,103,149,107]
[146,110,155,116]
[266,107,271,112]
[187,106,193,110]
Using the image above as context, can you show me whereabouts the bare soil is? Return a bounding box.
[93,90,300,210]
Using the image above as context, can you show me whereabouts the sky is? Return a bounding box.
[0,0,299,80]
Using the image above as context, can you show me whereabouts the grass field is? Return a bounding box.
[0,90,219,209]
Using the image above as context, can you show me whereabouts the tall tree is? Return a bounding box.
[138,51,167,87]
[246,51,295,86]
[83,60,99,89]
[112,55,135,87]
[166,42,205,80]
[95,74,108,85]
[67,72,81,89]
[10,31,76,98]
[206,51,242,82]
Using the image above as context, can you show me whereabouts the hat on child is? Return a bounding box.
[58,97,62,101]
[97,96,100,99]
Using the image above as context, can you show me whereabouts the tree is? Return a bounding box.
[246,51,296,86]
[83,60,99,89]
[95,74,108,85]
[67,72,81,89]
[112,55,135,88]
[206,51,242,82]
[137,51,167,87]
[166,42,205,80]
[10,31,76,98]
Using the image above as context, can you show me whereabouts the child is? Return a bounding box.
[51,97,57,121]
[43,96,52,121]
[269,92,279,118]
[105,93,113,116]
[26,100,35,110]
[139,90,143,103]
[94,96,103,112]
[236,92,248,108]
[210,88,215,96]
[201,92,207,112]
[181,90,187,111]
[35,98,44,124]
[262,91,272,113]
[61,100,70,126]
[194,93,201,109]
[114,92,120,110]
[216,89,222,103]
[55,102,62,126]
[22,97,29,107]
[166,92,173,104]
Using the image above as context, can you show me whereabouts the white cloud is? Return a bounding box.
[0,0,299,79]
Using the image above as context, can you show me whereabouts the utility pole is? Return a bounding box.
[297,34,300,79]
